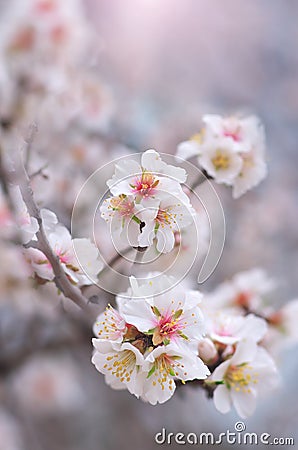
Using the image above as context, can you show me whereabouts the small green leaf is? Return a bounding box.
[145,328,156,335]
[163,338,170,346]
[147,365,156,378]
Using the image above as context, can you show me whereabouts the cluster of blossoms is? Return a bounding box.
[100,149,196,253]
[203,268,298,357]
[0,0,298,428]
[91,270,286,416]
[0,0,114,216]
[92,275,210,405]
[177,114,267,198]
[196,268,298,417]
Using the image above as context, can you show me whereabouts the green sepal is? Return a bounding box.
[147,365,156,378]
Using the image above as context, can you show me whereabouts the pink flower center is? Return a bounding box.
[156,209,172,226]
[110,195,134,217]
[234,291,251,308]
[131,171,159,197]
[223,126,241,142]
[156,311,183,338]
[55,249,70,265]
[215,326,232,337]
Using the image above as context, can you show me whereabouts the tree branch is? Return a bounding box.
[1,132,92,314]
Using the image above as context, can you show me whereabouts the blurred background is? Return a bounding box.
[0,0,297,449]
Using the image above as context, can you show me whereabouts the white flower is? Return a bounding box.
[10,354,85,415]
[211,340,279,418]
[176,133,203,160]
[199,137,243,184]
[203,114,264,154]
[92,275,210,404]
[232,146,267,199]
[25,222,103,286]
[117,273,175,302]
[9,185,39,244]
[91,339,146,398]
[176,114,267,197]
[40,207,59,232]
[142,344,210,405]
[107,149,187,203]
[140,208,210,275]
[103,150,194,252]
[263,299,298,354]
[138,194,195,253]
[93,304,127,344]
[100,194,140,247]
[206,313,267,346]
[74,73,114,132]
[202,268,275,315]
[120,277,205,348]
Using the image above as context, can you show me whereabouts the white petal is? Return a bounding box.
[142,149,186,183]
[211,360,230,382]
[231,340,258,366]
[213,385,232,414]
[156,227,175,253]
[238,314,267,343]
[176,140,200,160]
[138,216,156,248]
[121,299,156,331]
[231,388,257,418]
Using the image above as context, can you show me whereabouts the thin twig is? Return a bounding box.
[29,162,49,179]
[1,131,91,313]
[190,168,213,191]
[23,122,38,171]
[100,246,133,276]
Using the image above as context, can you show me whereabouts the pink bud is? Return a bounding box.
[198,338,218,362]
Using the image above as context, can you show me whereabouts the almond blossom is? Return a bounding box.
[211,340,279,418]
[203,114,265,154]
[92,340,146,398]
[201,268,275,315]
[176,114,267,198]
[100,194,140,247]
[263,299,298,355]
[102,149,195,253]
[25,212,103,286]
[142,343,210,405]
[91,275,210,404]
[93,304,127,345]
[138,193,195,253]
[9,185,39,244]
[205,313,267,346]
[199,137,243,185]
[120,282,204,348]
[107,149,187,203]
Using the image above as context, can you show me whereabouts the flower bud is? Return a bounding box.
[198,338,218,363]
